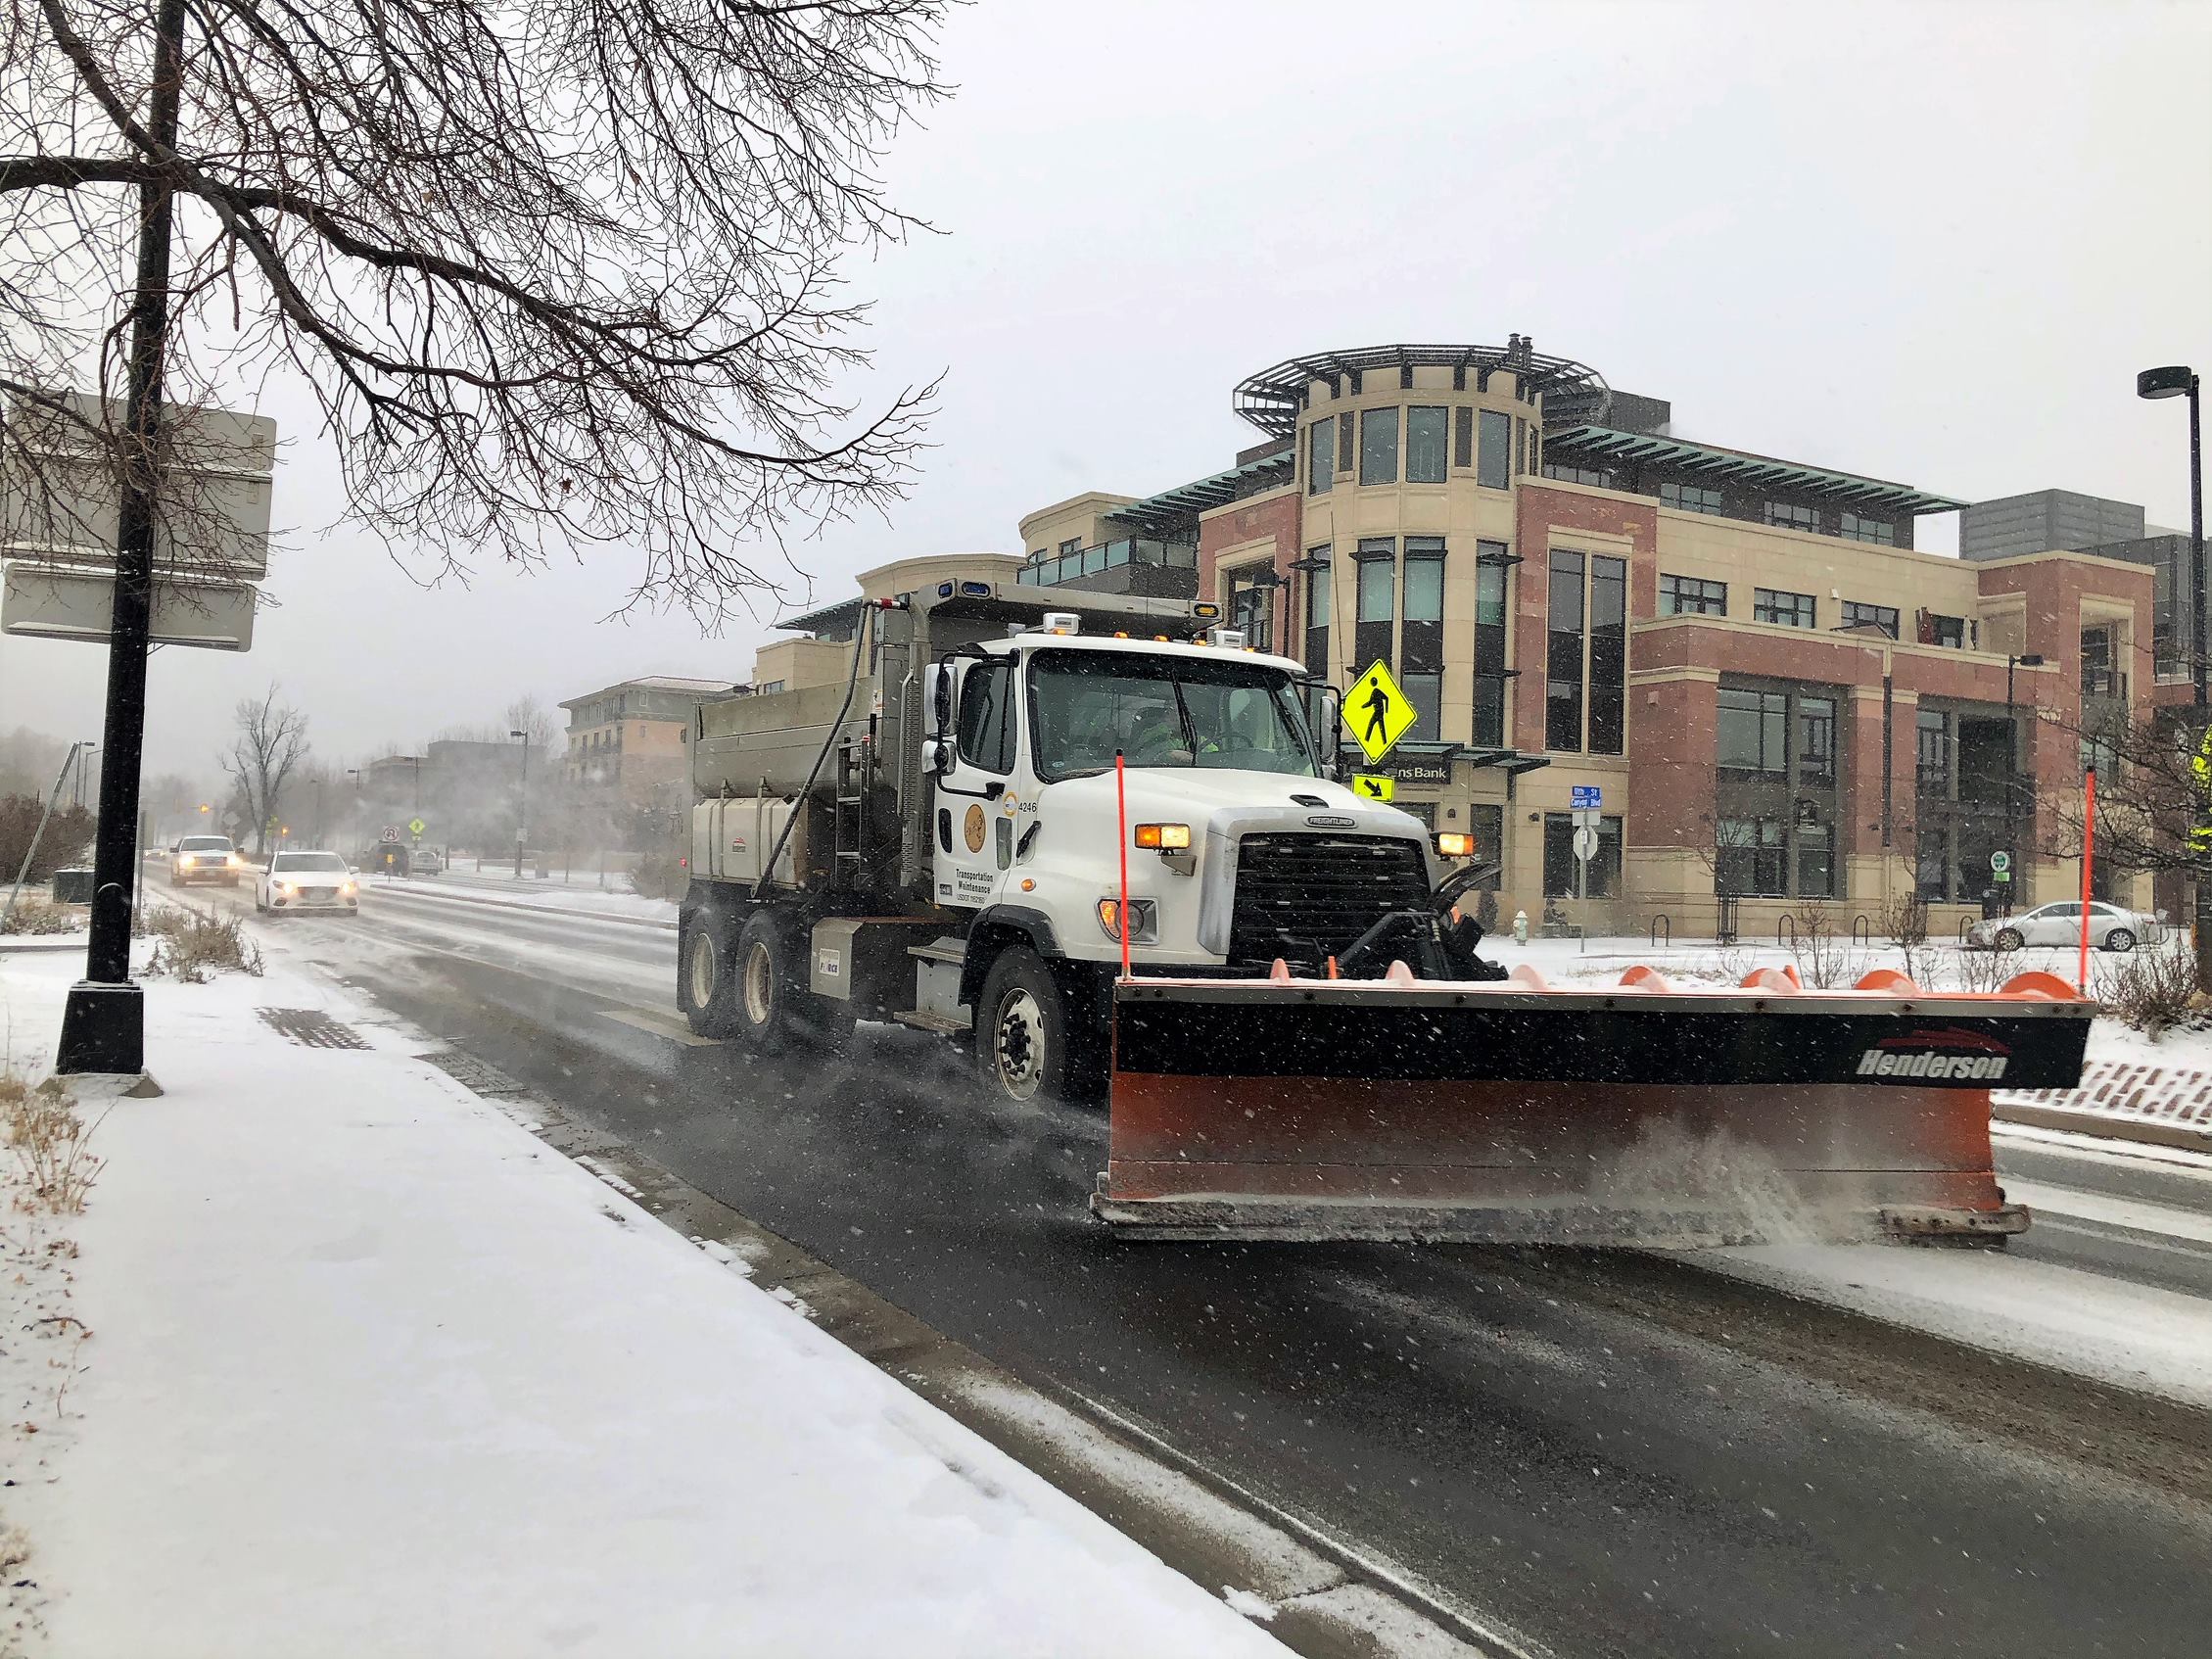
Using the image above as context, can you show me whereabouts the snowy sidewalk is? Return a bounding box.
[0,951,1284,1659]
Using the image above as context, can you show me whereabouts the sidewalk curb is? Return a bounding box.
[436,1058,1530,1659]
[361,880,678,932]
[1993,1100,2212,1155]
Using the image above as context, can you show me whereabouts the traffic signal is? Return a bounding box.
[198,802,210,813]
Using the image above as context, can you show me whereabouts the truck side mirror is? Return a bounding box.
[924,662,954,735]
[921,737,954,777]
[1316,686,1343,779]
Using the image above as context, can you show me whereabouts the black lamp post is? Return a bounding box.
[2003,653,2044,917]
[2140,364,2207,981]
[510,730,532,878]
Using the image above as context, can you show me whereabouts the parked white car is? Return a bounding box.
[1965,900,2162,953]
[255,850,359,917]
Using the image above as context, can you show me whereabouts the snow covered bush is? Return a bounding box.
[143,911,264,983]
[2097,946,2202,1038]
[0,898,78,935]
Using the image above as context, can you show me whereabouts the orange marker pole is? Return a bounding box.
[1114,749,1131,980]
[2078,765,2096,994]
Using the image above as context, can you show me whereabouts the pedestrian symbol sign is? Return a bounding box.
[1351,774,1395,801]
[1343,660,1417,763]
[406,817,426,837]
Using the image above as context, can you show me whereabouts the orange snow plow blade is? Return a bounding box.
[1092,964,2093,1246]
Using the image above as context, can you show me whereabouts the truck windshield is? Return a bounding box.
[1029,649,1320,780]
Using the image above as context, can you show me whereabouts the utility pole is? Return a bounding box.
[510,730,531,877]
[57,0,190,1074]
[2139,364,2206,986]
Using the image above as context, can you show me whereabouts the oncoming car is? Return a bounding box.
[255,850,359,916]
[1965,900,2163,953]
[170,834,244,887]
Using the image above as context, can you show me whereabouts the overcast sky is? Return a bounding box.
[3,0,2207,784]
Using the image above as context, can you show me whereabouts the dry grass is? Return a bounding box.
[1788,907,1867,989]
[0,897,80,936]
[142,907,263,982]
[627,851,688,903]
[2096,945,2204,1037]
[0,1071,103,1215]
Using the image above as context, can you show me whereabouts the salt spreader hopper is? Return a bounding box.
[1092,963,2093,1247]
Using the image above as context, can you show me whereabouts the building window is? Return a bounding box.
[2081,625,2121,698]
[1660,481,1724,516]
[1798,695,1836,784]
[1477,409,1513,491]
[1225,566,1276,654]
[1754,588,1816,628]
[1359,407,1399,486]
[1840,600,1900,639]
[1840,512,1895,545]
[1543,813,1623,898]
[1543,463,1611,487]
[1659,574,1726,617]
[1405,406,1448,485]
[1545,549,1585,752]
[755,679,785,695]
[1764,501,1820,534]
[1354,539,1394,672]
[1401,539,1444,740]
[1915,707,1951,792]
[1467,803,1504,889]
[1718,687,1788,772]
[1306,417,1334,496]
[1337,408,1355,474]
[1797,824,1835,899]
[1059,537,1082,555]
[1474,545,1510,748]
[1923,612,1968,648]
[1588,554,1625,756]
[1716,818,1786,897]
[1453,405,1474,470]
[1303,549,1330,676]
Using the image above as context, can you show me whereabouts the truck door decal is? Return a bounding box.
[964,804,987,852]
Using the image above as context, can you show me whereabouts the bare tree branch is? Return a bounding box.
[216,681,307,856]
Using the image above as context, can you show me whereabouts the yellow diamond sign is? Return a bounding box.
[1343,659,1418,763]
[1350,773,1395,801]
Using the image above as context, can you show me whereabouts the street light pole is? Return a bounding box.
[2140,364,2207,983]
[2004,653,2044,917]
[56,0,190,1074]
[510,730,531,877]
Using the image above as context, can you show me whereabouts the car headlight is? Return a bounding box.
[275,880,296,896]
[1096,896,1158,943]
[178,853,196,868]
[340,880,356,896]
[227,854,244,868]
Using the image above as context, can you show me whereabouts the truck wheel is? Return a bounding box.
[679,907,739,1037]
[733,911,802,1055]
[976,947,1087,1104]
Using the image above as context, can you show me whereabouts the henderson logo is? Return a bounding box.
[1857,1026,2010,1081]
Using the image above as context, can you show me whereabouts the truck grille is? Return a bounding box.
[1229,832,1430,964]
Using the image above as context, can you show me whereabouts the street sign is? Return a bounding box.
[1990,850,2011,875]
[1570,784,1602,811]
[406,817,427,837]
[2,562,256,650]
[1573,825,1599,864]
[381,825,400,843]
[1351,774,1395,801]
[1342,660,1417,763]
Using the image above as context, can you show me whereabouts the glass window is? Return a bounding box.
[1083,543,1106,575]
[1764,501,1821,534]
[1927,612,1967,648]
[1754,588,1816,628]
[1544,463,1612,486]
[1659,574,1726,616]
[1916,707,1951,792]
[1477,408,1512,490]
[1355,540,1394,674]
[1360,406,1399,486]
[1402,544,1444,623]
[1405,406,1448,484]
[1474,548,1509,748]
[1798,695,1836,783]
[1307,417,1334,496]
[1718,687,1787,772]
[1059,538,1082,554]
[1797,823,1835,898]
[1588,554,1625,756]
[1543,813,1623,897]
[1336,409,1354,474]
[1226,567,1275,654]
[1402,671,1442,741]
[2081,626,2119,697]
[1027,650,1320,780]
[1453,405,1474,469]
[1840,512,1895,545]
[1840,600,1899,638]
[1546,549,1585,752]
[955,660,1017,774]
[1467,803,1504,890]
[1661,481,1725,515]
[1717,817,1786,896]
[1303,550,1331,677]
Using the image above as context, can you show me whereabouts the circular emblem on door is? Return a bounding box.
[964,803,987,852]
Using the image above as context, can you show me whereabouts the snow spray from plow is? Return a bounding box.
[1092,962,2094,1246]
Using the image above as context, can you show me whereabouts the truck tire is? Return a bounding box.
[732,910,801,1054]
[975,946,1098,1104]
[679,906,740,1037]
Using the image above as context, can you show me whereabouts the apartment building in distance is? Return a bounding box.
[560,676,739,812]
[1007,339,2160,934]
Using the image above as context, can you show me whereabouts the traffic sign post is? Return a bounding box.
[381,825,400,844]
[1571,784,1602,811]
[1342,660,1418,764]
[1990,849,2011,886]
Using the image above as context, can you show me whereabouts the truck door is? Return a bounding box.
[933,656,1019,909]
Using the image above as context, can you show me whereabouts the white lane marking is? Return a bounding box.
[1994,1121,2212,1178]
[2004,1178,2212,1249]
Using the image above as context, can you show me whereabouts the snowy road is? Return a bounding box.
[207,881,2212,1658]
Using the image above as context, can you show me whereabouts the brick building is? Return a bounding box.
[1017,340,2161,934]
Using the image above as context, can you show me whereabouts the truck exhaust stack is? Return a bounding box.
[1092,964,2093,1247]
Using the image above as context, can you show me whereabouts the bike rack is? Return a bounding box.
[1775,914,1798,949]
[1650,915,1671,948]
[1957,916,1977,943]
[1851,914,1872,946]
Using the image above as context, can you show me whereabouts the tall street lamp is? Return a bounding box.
[2003,653,2044,916]
[2140,364,2207,980]
[510,730,531,878]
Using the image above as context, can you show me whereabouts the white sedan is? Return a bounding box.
[255,850,360,917]
[1966,900,2162,953]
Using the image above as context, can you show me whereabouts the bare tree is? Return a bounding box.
[218,683,307,856]
[0,0,952,613]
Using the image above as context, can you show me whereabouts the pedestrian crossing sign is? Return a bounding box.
[1343,660,1418,763]
[1351,774,1395,801]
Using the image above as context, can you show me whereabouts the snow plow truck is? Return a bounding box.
[679,560,2091,1247]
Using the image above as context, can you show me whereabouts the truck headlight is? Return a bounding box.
[1097,897,1158,943]
[1435,832,1476,858]
[1133,824,1191,850]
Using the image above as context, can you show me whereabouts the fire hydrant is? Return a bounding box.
[1512,908,1529,946]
